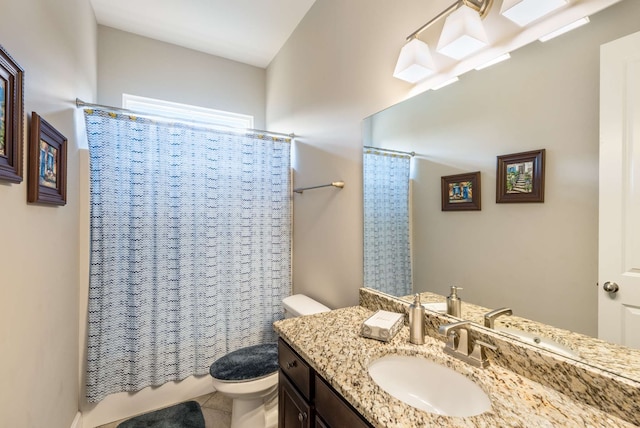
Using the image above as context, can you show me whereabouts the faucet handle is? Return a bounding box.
[483,307,513,329]
[438,321,471,354]
[474,340,497,352]
[438,320,470,336]
[470,340,498,368]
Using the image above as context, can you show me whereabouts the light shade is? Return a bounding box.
[501,0,568,27]
[436,5,488,60]
[393,38,435,83]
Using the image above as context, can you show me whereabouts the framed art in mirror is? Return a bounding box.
[0,44,24,183]
[28,112,67,205]
[441,171,481,211]
[496,149,545,203]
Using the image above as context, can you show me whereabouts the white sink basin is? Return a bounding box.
[496,327,579,359]
[368,355,491,417]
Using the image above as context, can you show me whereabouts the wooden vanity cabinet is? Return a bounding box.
[278,338,372,428]
[279,371,312,428]
[314,375,371,428]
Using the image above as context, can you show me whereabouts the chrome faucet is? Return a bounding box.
[438,321,497,368]
[483,307,513,329]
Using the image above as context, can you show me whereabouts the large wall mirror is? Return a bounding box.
[363,0,640,383]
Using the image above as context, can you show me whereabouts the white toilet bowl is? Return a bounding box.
[210,372,279,428]
[211,372,278,399]
[209,294,330,428]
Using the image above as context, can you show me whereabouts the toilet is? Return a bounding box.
[209,294,331,428]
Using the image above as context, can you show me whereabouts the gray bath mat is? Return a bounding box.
[117,401,205,428]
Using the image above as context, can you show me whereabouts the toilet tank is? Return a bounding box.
[283,294,331,318]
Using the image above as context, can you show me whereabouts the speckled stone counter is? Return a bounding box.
[274,306,635,428]
[397,290,640,381]
[360,288,640,426]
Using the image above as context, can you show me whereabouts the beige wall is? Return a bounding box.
[266,0,449,309]
[0,0,97,427]
[97,26,266,128]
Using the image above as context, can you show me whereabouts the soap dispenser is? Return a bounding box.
[409,294,425,345]
[446,286,463,317]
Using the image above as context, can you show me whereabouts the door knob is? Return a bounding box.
[603,281,619,293]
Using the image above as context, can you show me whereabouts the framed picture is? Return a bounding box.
[0,44,24,183]
[28,112,67,205]
[441,171,481,211]
[496,149,545,203]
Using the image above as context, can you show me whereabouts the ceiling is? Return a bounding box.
[89,0,317,68]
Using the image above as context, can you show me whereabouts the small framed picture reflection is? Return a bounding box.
[441,171,481,211]
[28,112,67,205]
[496,149,545,203]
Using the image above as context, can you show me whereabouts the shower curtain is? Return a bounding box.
[84,109,291,402]
[363,150,412,296]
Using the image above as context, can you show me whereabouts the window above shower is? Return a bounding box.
[122,93,254,129]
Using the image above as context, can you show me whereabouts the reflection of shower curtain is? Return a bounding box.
[363,150,412,296]
[84,109,291,402]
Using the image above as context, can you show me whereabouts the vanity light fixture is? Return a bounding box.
[393,38,435,83]
[500,0,568,27]
[393,0,492,83]
[539,16,590,42]
[474,52,511,70]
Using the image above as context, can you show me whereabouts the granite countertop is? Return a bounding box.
[406,291,640,380]
[274,306,634,428]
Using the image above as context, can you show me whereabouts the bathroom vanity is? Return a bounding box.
[274,289,639,427]
[278,338,372,428]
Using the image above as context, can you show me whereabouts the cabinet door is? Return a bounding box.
[279,372,312,428]
[278,338,313,399]
[315,376,372,428]
[315,416,329,428]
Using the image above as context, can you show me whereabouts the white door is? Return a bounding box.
[599,30,640,348]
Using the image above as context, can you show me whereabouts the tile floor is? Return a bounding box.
[96,392,232,428]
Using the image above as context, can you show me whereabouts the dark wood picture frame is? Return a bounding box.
[28,112,67,205]
[496,149,545,203]
[0,44,24,183]
[441,171,481,211]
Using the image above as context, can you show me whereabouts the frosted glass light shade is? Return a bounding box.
[501,0,568,27]
[393,38,435,83]
[437,5,489,60]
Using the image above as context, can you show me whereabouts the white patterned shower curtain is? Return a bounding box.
[84,109,291,402]
[363,150,412,296]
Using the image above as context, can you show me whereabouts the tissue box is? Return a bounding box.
[360,310,404,342]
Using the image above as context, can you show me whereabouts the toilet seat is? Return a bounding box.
[209,343,278,382]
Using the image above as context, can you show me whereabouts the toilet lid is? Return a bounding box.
[209,343,278,382]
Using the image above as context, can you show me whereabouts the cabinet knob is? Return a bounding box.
[286,360,298,369]
[298,411,307,423]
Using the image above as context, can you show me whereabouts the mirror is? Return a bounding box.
[362,1,640,382]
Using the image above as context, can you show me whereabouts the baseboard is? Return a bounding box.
[70,412,82,428]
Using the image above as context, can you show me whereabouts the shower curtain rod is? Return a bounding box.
[364,145,415,157]
[75,98,295,139]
